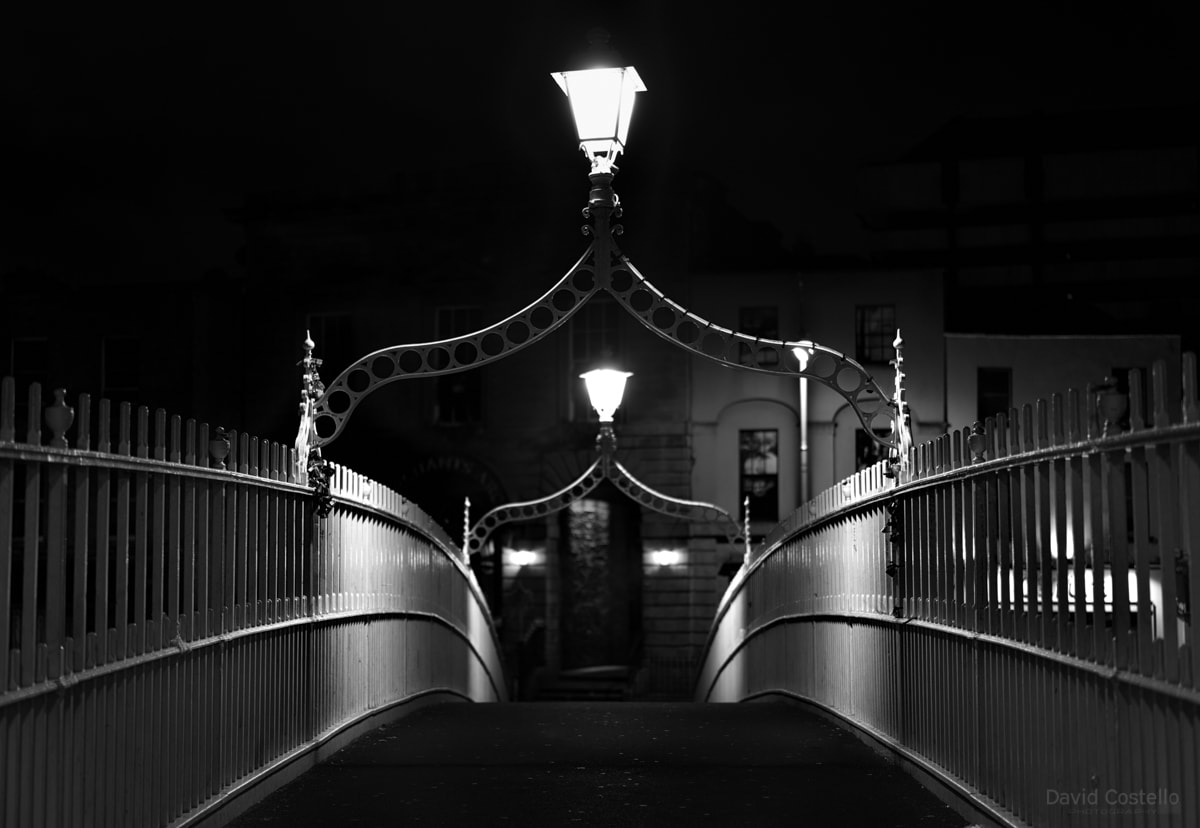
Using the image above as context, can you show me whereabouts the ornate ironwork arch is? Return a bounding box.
[464,434,742,557]
[303,172,903,464]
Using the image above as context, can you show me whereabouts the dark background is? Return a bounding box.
[4,2,1198,275]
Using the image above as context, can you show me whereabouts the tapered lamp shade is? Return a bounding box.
[552,66,646,170]
[580,368,632,423]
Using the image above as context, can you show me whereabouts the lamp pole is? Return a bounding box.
[792,346,812,507]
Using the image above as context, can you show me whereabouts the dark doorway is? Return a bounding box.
[559,481,643,670]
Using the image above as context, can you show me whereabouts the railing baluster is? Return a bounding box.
[1035,399,1053,650]
[151,409,168,650]
[22,384,43,685]
[196,422,210,639]
[134,407,150,656]
[1127,406,1155,677]
[0,379,13,691]
[45,427,67,680]
[167,416,182,642]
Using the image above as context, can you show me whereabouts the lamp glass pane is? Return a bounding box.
[565,68,624,142]
[616,70,640,146]
[580,368,632,422]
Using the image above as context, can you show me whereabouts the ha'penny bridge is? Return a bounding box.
[2,61,1198,828]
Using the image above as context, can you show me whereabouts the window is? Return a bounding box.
[976,367,1012,423]
[739,429,778,522]
[855,305,896,364]
[101,336,140,402]
[738,306,779,367]
[7,337,48,390]
[434,306,482,425]
[570,293,621,421]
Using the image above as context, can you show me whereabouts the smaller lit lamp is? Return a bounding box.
[509,549,538,568]
[650,549,683,567]
[581,368,632,423]
[552,66,646,174]
[791,345,813,370]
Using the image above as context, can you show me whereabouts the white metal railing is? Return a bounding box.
[698,356,1200,828]
[0,378,506,828]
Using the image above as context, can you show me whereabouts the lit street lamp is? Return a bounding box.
[552,66,646,175]
[791,345,813,506]
[299,41,909,526]
[462,368,743,559]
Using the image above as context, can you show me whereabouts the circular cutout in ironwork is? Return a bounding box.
[455,342,478,365]
[856,394,882,416]
[552,290,576,312]
[484,514,498,528]
[327,391,351,414]
[758,344,781,365]
[572,270,595,291]
[521,505,535,518]
[371,357,395,379]
[428,348,451,371]
[399,350,422,373]
[347,369,371,393]
[507,320,529,344]
[630,289,653,313]
[869,409,892,430]
[315,415,337,439]
[530,306,553,330]
[806,353,836,379]
[675,320,699,344]
[836,366,863,393]
[610,269,633,293]
[652,307,676,330]
[481,333,504,356]
[702,332,727,357]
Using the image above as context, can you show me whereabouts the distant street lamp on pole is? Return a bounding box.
[792,345,813,506]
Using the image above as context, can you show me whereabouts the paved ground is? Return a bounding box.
[228,700,980,827]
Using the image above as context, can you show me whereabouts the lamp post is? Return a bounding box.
[301,40,907,524]
[791,345,812,506]
[580,367,632,458]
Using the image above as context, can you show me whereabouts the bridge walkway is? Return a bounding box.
[226,699,982,827]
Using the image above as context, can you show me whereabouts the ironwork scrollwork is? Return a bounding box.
[307,173,903,455]
[464,448,743,557]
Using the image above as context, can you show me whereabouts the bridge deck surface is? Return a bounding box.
[228,699,976,827]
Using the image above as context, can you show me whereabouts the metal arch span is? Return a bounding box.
[466,460,605,556]
[602,257,900,449]
[465,452,743,557]
[609,459,742,544]
[307,228,898,452]
[311,246,601,448]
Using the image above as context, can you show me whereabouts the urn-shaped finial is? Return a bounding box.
[210,426,232,469]
[45,388,75,448]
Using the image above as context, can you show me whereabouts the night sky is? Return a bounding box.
[4,2,1198,286]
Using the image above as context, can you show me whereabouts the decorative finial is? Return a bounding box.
[967,422,987,463]
[45,387,75,448]
[295,332,326,488]
[743,495,751,563]
[889,328,913,481]
[463,496,471,562]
